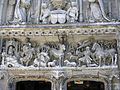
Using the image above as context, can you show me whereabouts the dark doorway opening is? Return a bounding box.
[16,81,51,90]
[67,80,104,90]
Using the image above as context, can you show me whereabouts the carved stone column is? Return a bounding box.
[32,0,42,24]
[108,78,112,90]
[52,70,65,90]
[78,0,83,22]
[108,1,112,19]
[0,0,4,24]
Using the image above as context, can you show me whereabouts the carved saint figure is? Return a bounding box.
[40,3,50,24]
[88,0,110,22]
[20,43,34,66]
[6,46,17,67]
[6,0,16,23]
[1,39,20,67]
[67,2,78,23]
[14,0,32,24]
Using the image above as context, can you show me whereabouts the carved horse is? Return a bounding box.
[92,42,106,66]
[50,44,65,66]
[92,42,116,66]
[104,48,116,66]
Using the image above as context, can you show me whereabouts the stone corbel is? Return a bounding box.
[52,70,65,80]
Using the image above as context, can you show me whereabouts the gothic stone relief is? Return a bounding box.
[3,0,120,25]
[0,37,118,68]
[87,0,110,22]
[10,0,32,24]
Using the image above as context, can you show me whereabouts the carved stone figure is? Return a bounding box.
[6,45,18,67]
[20,43,35,66]
[40,3,50,24]
[34,51,50,67]
[13,0,32,24]
[1,39,21,67]
[88,0,110,22]
[6,0,16,23]
[79,47,93,67]
[66,2,78,23]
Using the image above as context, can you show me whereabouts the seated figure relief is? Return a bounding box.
[40,3,51,24]
[1,39,21,67]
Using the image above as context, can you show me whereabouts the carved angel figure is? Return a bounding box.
[88,0,110,22]
[13,0,32,24]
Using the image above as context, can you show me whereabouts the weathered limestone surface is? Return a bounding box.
[0,0,120,90]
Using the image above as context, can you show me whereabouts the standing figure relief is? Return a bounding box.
[66,2,78,23]
[6,0,16,23]
[87,0,110,22]
[5,0,115,24]
[13,0,32,24]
